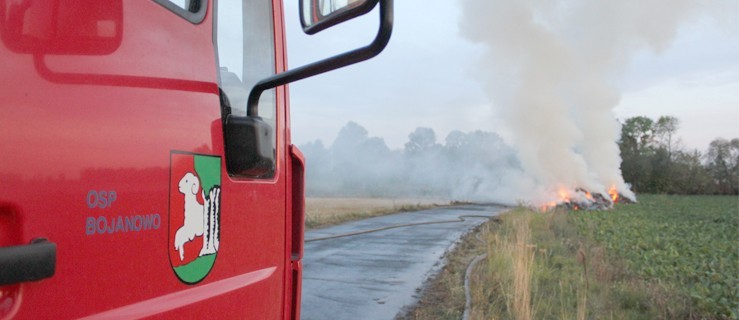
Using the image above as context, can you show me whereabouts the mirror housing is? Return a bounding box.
[300,0,378,35]
[0,0,122,55]
[225,115,275,178]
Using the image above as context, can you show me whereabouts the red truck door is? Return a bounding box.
[2,0,390,317]
[0,0,289,318]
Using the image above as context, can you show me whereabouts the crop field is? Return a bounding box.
[408,195,738,320]
[573,195,738,318]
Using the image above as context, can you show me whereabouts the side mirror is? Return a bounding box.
[300,0,379,35]
[225,115,274,178]
[0,0,122,55]
[226,0,392,178]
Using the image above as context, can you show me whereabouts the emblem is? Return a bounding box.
[169,152,222,284]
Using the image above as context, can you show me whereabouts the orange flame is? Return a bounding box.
[539,188,573,211]
[558,189,570,202]
[608,185,619,203]
[541,201,557,211]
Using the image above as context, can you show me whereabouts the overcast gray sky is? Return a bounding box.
[284,0,738,151]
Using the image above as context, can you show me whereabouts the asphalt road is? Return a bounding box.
[300,204,507,320]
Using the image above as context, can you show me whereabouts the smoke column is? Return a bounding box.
[458,0,728,204]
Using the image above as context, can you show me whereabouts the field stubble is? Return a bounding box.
[305,197,449,229]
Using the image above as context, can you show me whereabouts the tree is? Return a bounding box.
[299,140,331,195]
[705,138,739,194]
[619,116,656,192]
[328,122,398,196]
[618,116,689,194]
[332,121,368,153]
[444,130,467,151]
[404,127,439,156]
[654,115,680,159]
[670,150,711,194]
[649,147,671,193]
[620,116,655,153]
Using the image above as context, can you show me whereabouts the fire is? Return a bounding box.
[538,185,626,212]
[608,185,619,203]
[540,188,573,211]
[558,189,570,202]
[541,201,557,211]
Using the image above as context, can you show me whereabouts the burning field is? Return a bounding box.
[455,0,705,208]
[540,186,634,211]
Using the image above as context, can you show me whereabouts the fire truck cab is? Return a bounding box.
[0,0,391,318]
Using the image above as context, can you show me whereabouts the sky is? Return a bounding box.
[283,0,739,152]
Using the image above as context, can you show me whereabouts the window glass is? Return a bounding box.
[153,0,206,23]
[167,0,191,10]
[217,0,276,127]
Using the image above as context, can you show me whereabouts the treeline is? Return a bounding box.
[299,122,523,200]
[301,117,736,198]
[619,116,738,194]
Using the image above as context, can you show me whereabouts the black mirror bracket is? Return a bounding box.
[246,0,393,117]
[226,0,393,178]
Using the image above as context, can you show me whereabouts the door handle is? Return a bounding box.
[0,238,56,285]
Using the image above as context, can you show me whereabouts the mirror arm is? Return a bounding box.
[246,0,393,117]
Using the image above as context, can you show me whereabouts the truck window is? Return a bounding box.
[216,0,277,133]
[153,0,207,23]
[164,0,198,10]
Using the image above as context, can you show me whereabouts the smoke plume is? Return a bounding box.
[458,0,728,204]
[300,122,530,205]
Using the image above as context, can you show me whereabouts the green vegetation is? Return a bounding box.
[619,115,738,195]
[573,195,738,318]
[466,208,677,320]
[409,195,738,319]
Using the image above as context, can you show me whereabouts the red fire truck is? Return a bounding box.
[0,0,391,318]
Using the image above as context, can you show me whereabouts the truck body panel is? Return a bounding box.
[0,1,295,318]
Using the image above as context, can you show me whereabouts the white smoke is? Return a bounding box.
[458,0,731,205]
[300,122,530,206]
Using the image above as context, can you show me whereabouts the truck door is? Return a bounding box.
[0,0,288,318]
[1,0,389,317]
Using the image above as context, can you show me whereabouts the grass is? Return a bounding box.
[305,197,447,229]
[407,195,738,320]
[574,195,738,318]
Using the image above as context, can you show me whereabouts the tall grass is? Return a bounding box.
[510,215,535,320]
[469,207,685,319]
[476,210,538,319]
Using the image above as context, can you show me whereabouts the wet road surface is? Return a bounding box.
[300,204,507,320]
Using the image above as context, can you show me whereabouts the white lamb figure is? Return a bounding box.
[174,172,205,261]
